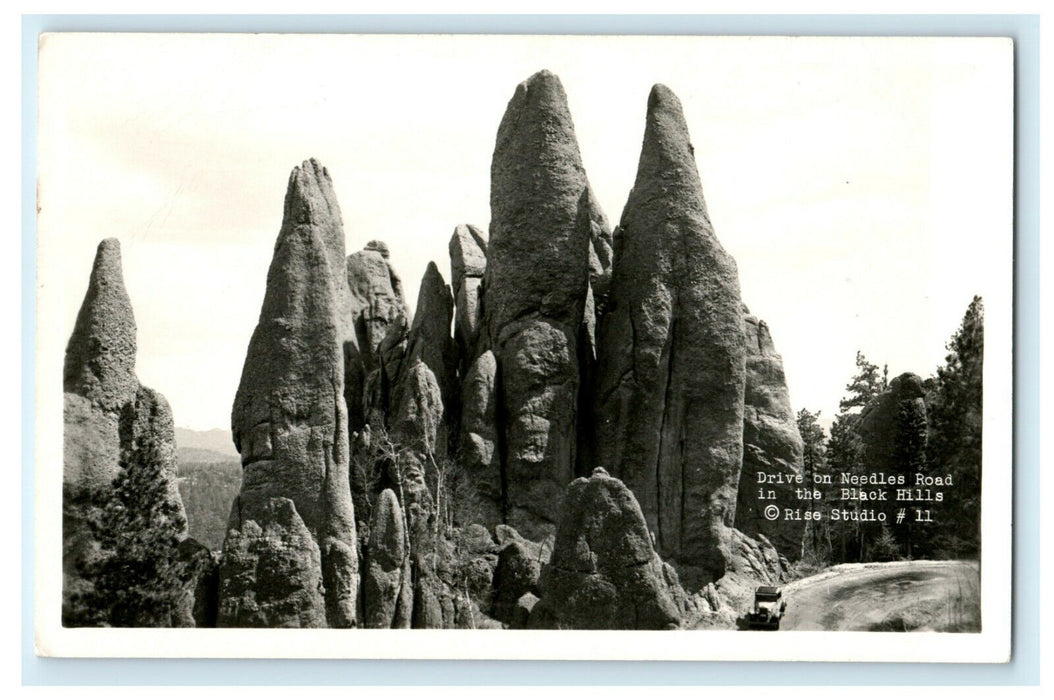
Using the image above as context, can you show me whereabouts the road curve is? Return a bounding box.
[780,560,980,632]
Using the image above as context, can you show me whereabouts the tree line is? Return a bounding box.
[797,295,983,565]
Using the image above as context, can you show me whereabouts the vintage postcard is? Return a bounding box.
[34,33,1013,662]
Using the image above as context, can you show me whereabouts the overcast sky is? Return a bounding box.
[38,34,1012,432]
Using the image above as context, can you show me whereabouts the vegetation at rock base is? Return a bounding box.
[67,411,189,627]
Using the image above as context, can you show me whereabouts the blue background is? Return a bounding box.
[22,13,1040,686]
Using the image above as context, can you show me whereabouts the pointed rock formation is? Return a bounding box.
[482,69,598,539]
[63,238,138,494]
[222,159,358,628]
[528,468,686,629]
[362,489,412,628]
[449,224,488,367]
[734,315,806,557]
[346,240,410,431]
[63,238,196,627]
[582,186,614,316]
[594,84,747,582]
[377,262,458,555]
[62,240,204,625]
[389,261,457,455]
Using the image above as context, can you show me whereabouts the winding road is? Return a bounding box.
[779,560,980,632]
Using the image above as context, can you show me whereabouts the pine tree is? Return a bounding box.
[839,351,888,413]
[893,397,929,558]
[826,350,889,563]
[871,523,901,562]
[84,399,189,627]
[825,411,865,562]
[927,296,984,558]
[797,408,827,485]
[797,408,829,562]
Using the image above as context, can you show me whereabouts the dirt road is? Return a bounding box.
[779,560,980,632]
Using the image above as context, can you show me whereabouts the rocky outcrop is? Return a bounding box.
[734,315,806,558]
[223,159,359,628]
[63,238,195,627]
[528,468,686,630]
[217,497,327,628]
[482,69,598,540]
[384,262,458,553]
[449,224,488,365]
[362,489,412,628]
[389,262,457,455]
[593,84,747,582]
[490,539,541,625]
[858,372,928,474]
[346,240,410,431]
[457,349,503,528]
[119,385,188,538]
[727,529,790,583]
[63,238,138,496]
[583,186,614,317]
[450,226,504,529]
[412,555,456,629]
[176,538,219,628]
[575,187,613,481]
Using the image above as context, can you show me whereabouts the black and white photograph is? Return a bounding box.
[33,33,1013,662]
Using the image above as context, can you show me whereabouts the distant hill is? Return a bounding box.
[178,446,237,464]
[175,427,238,458]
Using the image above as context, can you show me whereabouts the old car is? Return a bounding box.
[748,585,787,630]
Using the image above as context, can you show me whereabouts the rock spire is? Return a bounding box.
[593,84,747,581]
[221,159,359,628]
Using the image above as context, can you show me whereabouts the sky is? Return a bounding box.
[38,34,1013,432]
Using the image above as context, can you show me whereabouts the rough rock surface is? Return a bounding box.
[63,238,138,494]
[363,489,412,628]
[412,555,456,629]
[483,69,597,540]
[528,468,685,630]
[223,159,359,628]
[593,84,747,581]
[490,539,542,625]
[176,538,220,628]
[858,372,928,473]
[380,262,458,555]
[449,223,488,364]
[576,186,614,481]
[389,262,457,455]
[511,592,539,629]
[494,523,552,564]
[346,241,410,430]
[583,186,614,315]
[218,497,326,628]
[457,350,503,528]
[119,385,188,537]
[734,315,806,558]
[727,529,790,582]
